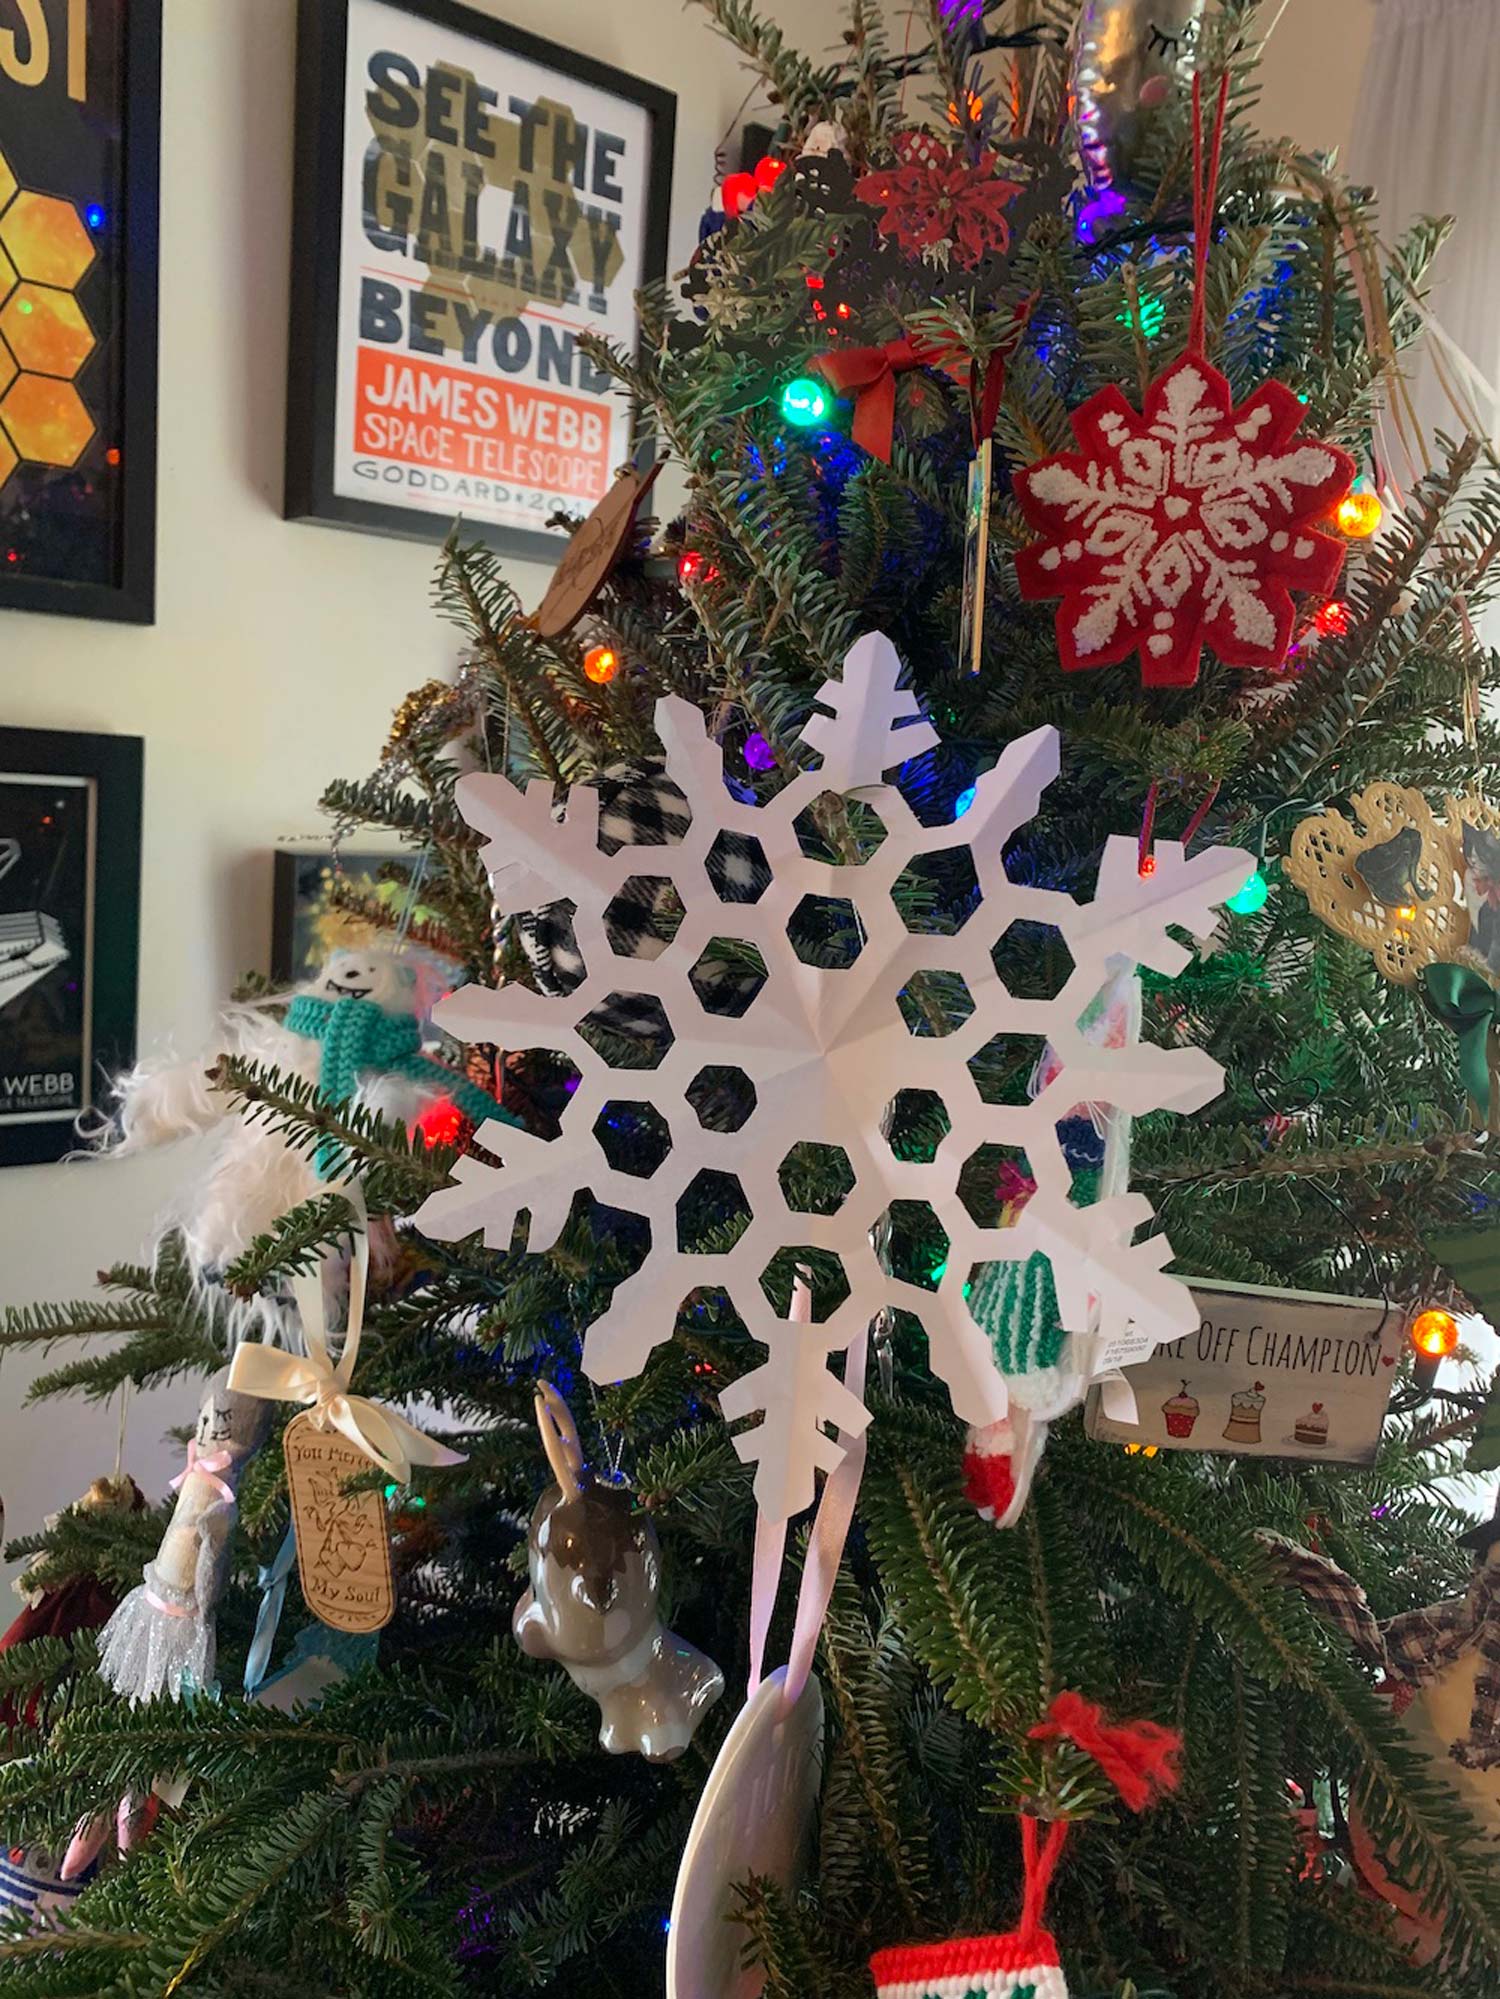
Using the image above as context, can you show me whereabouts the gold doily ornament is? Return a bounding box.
[1287,784,1500,1127]
[1284,784,1470,988]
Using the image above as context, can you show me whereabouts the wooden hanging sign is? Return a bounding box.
[1084,1279,1403,1464]
[283,1411,395,1633]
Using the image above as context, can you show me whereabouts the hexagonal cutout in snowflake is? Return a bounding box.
[759,1246,851,1321]
[685,1064,756,1132]
[778,1141,856,1215]
[604,876,684,956]
[880,1200,951,1293]
[897,969,974,1037]
[884,1088,952,1163]
[706,829,769,903]
[892,847,982,934]
[789,892,864,968]
[678,1168,752,1253]
[958,1143,1034,1227]
[967,1033,1050,1107]
[688,936,768,1017]
[593,1100,672,1178]
[416,631,1251,1524]
[992,919,1074,1001]
[576,991,675,1069]
[793,791,888,864]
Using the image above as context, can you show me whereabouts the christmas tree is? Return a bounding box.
[6,2,1500,1994]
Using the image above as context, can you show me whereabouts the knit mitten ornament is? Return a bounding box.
[870,1693,1181,1999]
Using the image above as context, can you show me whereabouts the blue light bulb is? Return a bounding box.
[953,784,977,819]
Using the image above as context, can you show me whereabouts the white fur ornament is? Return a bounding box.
[100,949,452,1279]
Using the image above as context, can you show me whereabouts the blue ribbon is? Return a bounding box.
[244,1526,298,1699]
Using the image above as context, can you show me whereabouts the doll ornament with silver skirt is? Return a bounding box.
[98,1370,271,1704]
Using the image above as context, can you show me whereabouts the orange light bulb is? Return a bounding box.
[1410,1307,1460,1360]
[583,644,618,685]
[1336,491,1383,539]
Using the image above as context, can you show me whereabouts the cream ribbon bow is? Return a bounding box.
[227,1187,464,1484]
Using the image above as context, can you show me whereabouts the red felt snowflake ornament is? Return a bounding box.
[854,131,1022,271]
[1014,353,1356,688]
[1014,73,1357,690]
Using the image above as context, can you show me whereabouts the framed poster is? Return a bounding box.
[285,0,676,559]
[1084,1279,1403,1466]
[0,0,161,623]
[0,727,141,1167]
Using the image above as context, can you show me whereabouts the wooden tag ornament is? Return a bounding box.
[282,1411,395,1634]
[530,458,663,641]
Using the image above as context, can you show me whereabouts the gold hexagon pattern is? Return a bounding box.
[0,191,95,289]
[1,375,94,467]
[0,168,99,493]
[2,284,93,379]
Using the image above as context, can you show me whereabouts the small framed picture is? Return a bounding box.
[0,0,162,624]
[272,849,459,1006]
[284,0,676,560]
[0,728,142,1167]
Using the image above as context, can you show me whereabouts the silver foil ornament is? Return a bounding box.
[1072,0,1206,222]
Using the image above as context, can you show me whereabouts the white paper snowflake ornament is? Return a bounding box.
[415,634,1251,1525]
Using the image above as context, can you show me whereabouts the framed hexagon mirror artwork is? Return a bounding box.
[0,0,161,623]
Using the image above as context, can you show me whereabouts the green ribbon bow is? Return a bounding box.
[1420,962,1500,1129]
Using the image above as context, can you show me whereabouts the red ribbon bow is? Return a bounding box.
[1028,1691,1182,1813]
[812,336,940,462]
[812,294,1037,463]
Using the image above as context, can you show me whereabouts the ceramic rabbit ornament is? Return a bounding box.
[97,1369,271,1703]
[514,1385,723,1762]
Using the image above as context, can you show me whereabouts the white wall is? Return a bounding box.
[1252,0,1374,157]
[0,0,1388,1577]
[0,0,843,1580]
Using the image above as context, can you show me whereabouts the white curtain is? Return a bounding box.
[1347,0,1500,466]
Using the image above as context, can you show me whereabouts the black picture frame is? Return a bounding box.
[285,0,676,561]
[0,0,161,624]
[0,727,142,1167]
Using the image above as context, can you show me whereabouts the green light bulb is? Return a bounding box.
[1226,868,1269,917]
[780,376,828,427]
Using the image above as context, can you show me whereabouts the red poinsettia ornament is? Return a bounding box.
[1014,354,1355,688]
[1014,74,1356,690]
[854,131,1021,270]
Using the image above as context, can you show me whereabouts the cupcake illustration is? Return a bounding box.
[1294,1402,1329,1448]
[1161,1381,1200,1440]
[1222,1383,1266,1446]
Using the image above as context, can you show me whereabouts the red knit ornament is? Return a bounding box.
[869,1696,1182,1997]
[1013,73,1356,690]
[854,132,1022,270]
[1028,1691,1182,1813]
[1013,356,1354,688]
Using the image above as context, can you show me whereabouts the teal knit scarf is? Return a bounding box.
[284,994,509,1178]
